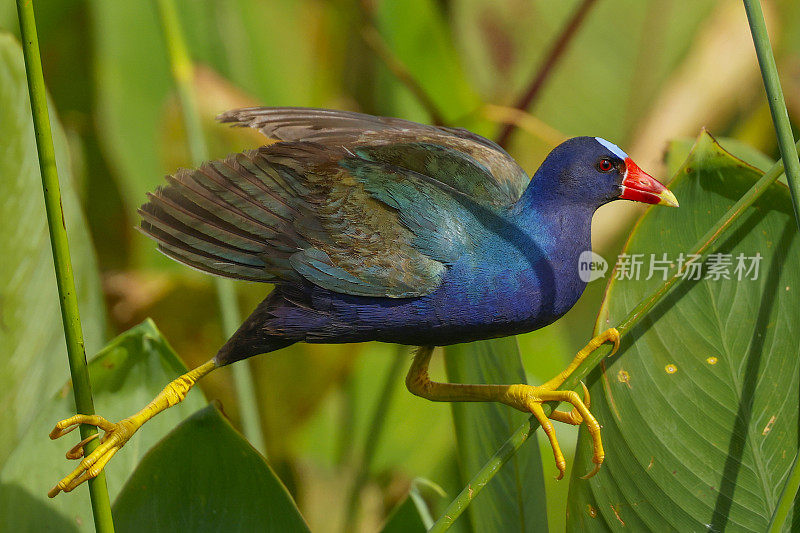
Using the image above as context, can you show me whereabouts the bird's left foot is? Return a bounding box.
[505,328,620,480]
[404,329,619,480]
[47,358,218,497]
[48,414,141,497]
[504,380,600,480]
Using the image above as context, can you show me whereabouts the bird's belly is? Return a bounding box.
[309,260,585,347]
[390,270,566,344]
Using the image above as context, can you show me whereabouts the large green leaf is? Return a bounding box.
[0,320,205,531]
[567,132,800,531]
[0,33,105,469]
[444,338,548,532]
[112,404,309,532]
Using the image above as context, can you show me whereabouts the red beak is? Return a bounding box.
[620,158,679,207]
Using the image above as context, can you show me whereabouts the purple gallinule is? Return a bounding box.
[49,107,677,496]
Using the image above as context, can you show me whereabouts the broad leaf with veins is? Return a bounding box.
[567,132,800,531]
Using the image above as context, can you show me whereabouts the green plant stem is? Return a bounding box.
[430,138,800,533]
[743,0,800,229]
[770,450,800,532]
[343,346,407,531]
[153,0,265,454]
[741,1,800,529]
[15,1,114,531]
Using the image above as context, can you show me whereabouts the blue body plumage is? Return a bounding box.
[138,107,674,365]
[237,192,591,356]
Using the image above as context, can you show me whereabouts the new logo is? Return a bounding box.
[578,250,608,283]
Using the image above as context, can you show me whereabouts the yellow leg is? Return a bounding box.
[406,328,619,480]
[48,359,218,497]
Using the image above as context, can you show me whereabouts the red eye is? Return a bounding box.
[598,158,614,172]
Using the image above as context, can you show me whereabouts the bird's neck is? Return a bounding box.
[514,179,595,257]
[504,181,595,320]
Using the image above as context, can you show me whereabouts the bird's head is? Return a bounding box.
[529,136,678,210]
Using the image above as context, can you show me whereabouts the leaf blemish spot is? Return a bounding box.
[617,369,631,387]
[59,382,71,399]
[706,356,718,365]
[610,504,625,526]
[665,363,678,374]
[762,415,776,436]
[587,504,597,518]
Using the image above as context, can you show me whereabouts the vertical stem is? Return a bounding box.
[15,1,115,531]
[743,0,800,230]
[153,0,265,454]
[742,2,800,530]
[769,449,800,532]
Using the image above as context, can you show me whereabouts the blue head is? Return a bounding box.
[519,136,677,211]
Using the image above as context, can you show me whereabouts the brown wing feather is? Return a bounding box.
[139,141,446,296]
[217,107,529,205]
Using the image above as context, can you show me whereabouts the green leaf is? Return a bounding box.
[112,404,309,532]
[567,132,800,531]
[665,134,776,176]
[444,338,548,532]
[0,33,105,469]
[0,320,205,531]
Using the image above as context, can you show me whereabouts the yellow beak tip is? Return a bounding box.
[658,189,679,207]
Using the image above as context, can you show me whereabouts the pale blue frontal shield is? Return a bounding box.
[594,137,628,160]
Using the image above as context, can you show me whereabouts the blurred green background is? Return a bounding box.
[2,0,800,530]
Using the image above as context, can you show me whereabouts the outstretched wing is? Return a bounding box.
[217,107,530,206]
[140,141,487,298]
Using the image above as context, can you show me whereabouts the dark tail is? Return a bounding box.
[213,292,296,365]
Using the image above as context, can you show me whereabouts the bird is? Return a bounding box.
[48,107,678,497]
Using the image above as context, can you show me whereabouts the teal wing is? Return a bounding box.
[140,141,486,298]
[218,107,530,206]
